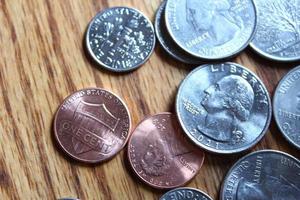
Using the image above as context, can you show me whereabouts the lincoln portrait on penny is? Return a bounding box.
[197,75,254,143]
[186,0,243,46]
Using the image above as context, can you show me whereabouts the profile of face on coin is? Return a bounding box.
[86,7,155,72]
[128,113,204,189]
[54,88,131,163]
[274,65,300,149]
[165,0,256,59]
[251,0,300,61]
[160,187,212,200]
[220,150,300,200]
[176,63,271,154]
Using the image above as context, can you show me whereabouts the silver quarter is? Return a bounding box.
[86,7,155,72]
[155,1,203,65]
[176,63,272,154]
[251,0,300,62]
[274,65,300,149]
[220,150,300,200]
[165,0,257,60]
[160,187,212,200]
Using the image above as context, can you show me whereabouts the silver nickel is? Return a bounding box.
[155,1,203,65]
[165,0,257,60]
[176,63,272,154]
[86,7,155,72]
[160,187,212,200]
[220,150,300,200]
[274,65,300,149]
[251,0,300,62]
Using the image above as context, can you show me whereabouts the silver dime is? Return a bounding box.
[86,7,155,72]
[220,150,300,200]
[165,0,257,60]
[274,65,300,149]
[155,1,203,65]
[176,63,271,154]
[160,187,212,200]
[251,0,300,62]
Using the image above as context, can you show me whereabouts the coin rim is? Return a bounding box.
[159,187,213,200]
[175,62,272,154]
[154,0,202,65]
[53,87,132,164]
[164,0,257,60]
[86,6,156,72]
[127,112,205,189]
[219,149,300,200]
[273,65,300,150]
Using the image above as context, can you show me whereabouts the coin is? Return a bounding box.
[176,63,272,154]
[160,187,212,200]
[220,150,300,200]
[273,65,300,149]
[127,113,205,189]
[86,7,156,72]
[54,88,131,163]
[165,0,256,60]
[250,0,300,62]
[155,1,202,65]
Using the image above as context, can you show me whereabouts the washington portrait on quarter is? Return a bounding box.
[176,63,271,154]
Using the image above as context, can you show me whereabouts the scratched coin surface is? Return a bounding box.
[274,65,300,149]
[86,7,155,72]
[160,187,212,200]
[165,0,256,60]
[54,88,131,163]
[251,0,300,62]
[155,1,202,65]
[176,63,271,154]
[128,113,205,189]
[220,150,300,200]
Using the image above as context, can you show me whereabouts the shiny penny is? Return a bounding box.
[176,63,272,154]
[128,113,205,189]
[155,1,203,65]
[274,65,300,149]
[251,0,300,62]
[220,150,300,200]
[86,7,155,72]
[54,88,131,163]
[160,187,212,200]
[165,0,257,60]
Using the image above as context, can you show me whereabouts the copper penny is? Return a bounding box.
[128,113,205,189]
[54,88,131,164]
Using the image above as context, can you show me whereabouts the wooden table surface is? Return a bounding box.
[0,0,299,199]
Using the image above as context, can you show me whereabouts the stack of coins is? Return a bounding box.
[51,0,300,199]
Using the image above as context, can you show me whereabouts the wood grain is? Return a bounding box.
[0,0,299,199]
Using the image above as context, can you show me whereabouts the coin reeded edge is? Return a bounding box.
[85,6,156,72]
[175,62,272,154]
[219,149,300,200]
[273,65,300,150]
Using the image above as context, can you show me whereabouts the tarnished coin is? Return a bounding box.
[160,187,212,200]
[176,63,271,154]
[155,1,202,65]
[128,113,205,189]
[220,150,300,200]
[54,88,131,163]
[251,0,300,62]
[86,7,155,72]
[274,65,300,149]
[165,0,256,60]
